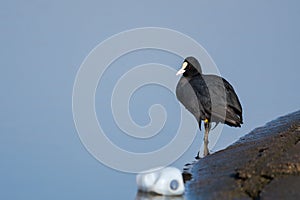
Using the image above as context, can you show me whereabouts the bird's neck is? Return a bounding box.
[184,73,202,79]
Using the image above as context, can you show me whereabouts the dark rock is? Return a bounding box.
[185,110,300,200]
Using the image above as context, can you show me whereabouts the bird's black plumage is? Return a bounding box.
[176,56,243,157]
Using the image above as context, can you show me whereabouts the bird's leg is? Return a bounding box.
[195,120,201,160]
[203,119,211,157]
[195,121,203,159]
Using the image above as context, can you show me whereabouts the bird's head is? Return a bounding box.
[176,56,202,77]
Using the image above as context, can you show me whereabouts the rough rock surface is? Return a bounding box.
[185,110,300,200]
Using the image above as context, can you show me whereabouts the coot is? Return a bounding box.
[176,56,243,157]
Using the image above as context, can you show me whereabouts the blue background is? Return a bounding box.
[1,1,299,199]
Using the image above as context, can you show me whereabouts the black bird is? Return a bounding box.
[176,56,243,157]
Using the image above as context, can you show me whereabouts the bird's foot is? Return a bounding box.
[203,149,210,157]
[195,149,211,159]
[204,152,210,157]
[195,152,201,160]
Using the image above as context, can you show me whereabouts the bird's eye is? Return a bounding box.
[169,179,179,190]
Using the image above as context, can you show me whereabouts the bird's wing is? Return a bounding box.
[188,76,212,120]
[222,78,243,118]
[176,77,204,121]
[202,75,243,124]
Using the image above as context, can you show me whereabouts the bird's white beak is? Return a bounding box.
[176,62,188,76]
[176,68,186,76]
